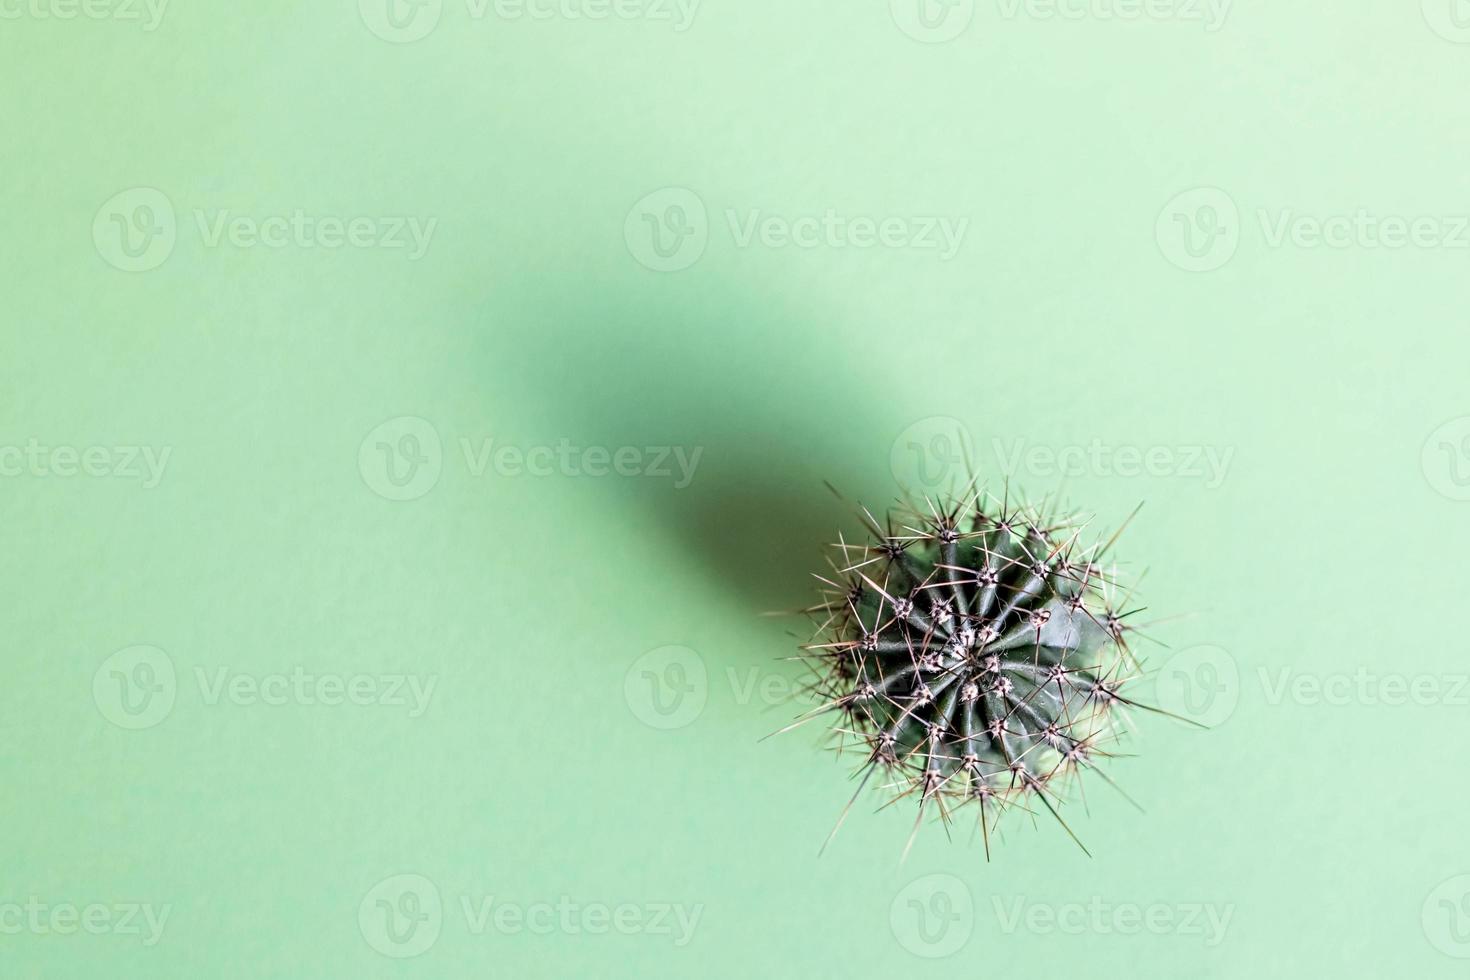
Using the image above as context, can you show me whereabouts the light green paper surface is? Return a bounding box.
[4,2,1470,976]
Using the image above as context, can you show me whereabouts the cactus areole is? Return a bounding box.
[796,489,1150,855]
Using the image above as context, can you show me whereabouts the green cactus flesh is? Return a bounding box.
[798,491,1145,854]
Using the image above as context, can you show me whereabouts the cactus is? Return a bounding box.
[791,486,1152,857]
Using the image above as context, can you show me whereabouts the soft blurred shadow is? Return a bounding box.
[470,269,896,619]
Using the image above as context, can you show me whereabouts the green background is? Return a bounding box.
[4,1,1470,976]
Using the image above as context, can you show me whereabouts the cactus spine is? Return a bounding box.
[794,487,1151,856]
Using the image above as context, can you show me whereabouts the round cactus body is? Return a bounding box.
[797,490,1148,855]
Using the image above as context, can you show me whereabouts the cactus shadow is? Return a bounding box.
[472,277,897,620]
